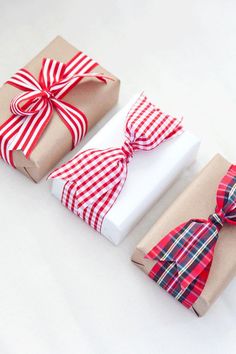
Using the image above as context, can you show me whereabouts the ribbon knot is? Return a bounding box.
[146,164,236,309]
[0,52,110,166]
[121,140,134,162]
[42,89,53,99]
[49,93,183,233]
[208,212,225,230]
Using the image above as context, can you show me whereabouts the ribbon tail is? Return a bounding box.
[62,176,126,233]
[216,165,236,224]
[83,179,126,233]
[50,52,98,99]
[59,72,112,86]
[125,93,184,150]
[146,220,218,307]
[51,72,111,100]
[52,99,88,148]
[0,114,25,166]
[49,147,128,233]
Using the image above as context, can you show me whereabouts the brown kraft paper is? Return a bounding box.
[132,154,236,316]
[0,36,120,182]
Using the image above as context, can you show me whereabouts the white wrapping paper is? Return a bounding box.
[51,94,200,245]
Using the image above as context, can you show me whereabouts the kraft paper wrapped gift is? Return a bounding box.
[132,154,236,316]
[0,36,120,182]
[50,93,200,245]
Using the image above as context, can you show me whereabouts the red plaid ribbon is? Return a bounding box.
[0,51,110,167]
[49,93,183,233]
[145,164,236,308]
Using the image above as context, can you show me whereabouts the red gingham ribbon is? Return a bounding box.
[49,93,184,233]
[145,164,236,309]
[0,52,110,166]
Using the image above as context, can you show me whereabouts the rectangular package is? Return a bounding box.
[51,94,200,245]
[132,154,236,316]
[0,36,120,182]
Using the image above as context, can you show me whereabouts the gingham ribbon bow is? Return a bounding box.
[145,164,236,309]
[0,52,109,166]
[49,93,183,233]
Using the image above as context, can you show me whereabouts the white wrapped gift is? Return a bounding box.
[51,94,200,245]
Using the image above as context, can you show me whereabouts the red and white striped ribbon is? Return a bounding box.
[0,52,110,167]
[49,93,184,234]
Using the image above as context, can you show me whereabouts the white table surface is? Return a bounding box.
[0,1,235,353]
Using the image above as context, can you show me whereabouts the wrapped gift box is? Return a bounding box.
[132,154,236,316]
[51,94,200,245]
[0,36,120,182]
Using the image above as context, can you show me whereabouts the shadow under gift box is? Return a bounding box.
[51,94,200,245]
[132,154,236,316]
[0,36,120,182]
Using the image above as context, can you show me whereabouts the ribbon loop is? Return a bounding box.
[10,90,46,116]
[49,93,184,233]
[39,58,66,90]
[146,164,236,309]
[6,68,42,92]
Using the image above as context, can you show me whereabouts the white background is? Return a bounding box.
[0,1,235,353]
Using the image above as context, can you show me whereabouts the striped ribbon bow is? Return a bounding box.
[49,93,183,233]
[145,164,236,309]
[0,52,110,167]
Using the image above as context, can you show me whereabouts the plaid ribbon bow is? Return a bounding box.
[0,52,110,167]
[145,164,236,308]
[49,93,183,233]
